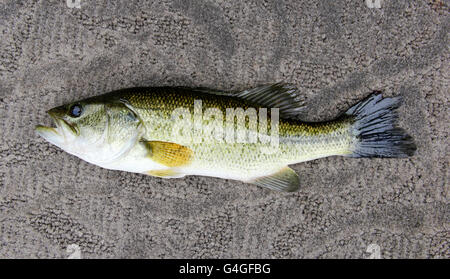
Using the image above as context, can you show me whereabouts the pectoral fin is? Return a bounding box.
[248,167,300,192]
[142,140,193,167]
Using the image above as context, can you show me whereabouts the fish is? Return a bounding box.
[35,83,416,192]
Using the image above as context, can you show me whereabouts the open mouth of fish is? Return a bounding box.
[35,111,78,145]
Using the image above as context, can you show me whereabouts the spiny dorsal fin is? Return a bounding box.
[188,83,306,120]
[248,166,300,192]
[142,140,193,167]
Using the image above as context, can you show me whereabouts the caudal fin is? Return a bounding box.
[346,93,416,158]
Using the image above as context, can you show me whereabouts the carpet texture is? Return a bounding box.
[0,0,448,258]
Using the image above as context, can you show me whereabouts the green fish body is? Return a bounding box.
[36,84,416,192]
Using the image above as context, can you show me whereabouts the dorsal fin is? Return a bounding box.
[235,83,306,119]
[187,83,307,120]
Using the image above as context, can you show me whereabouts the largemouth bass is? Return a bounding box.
[36,84,416,192]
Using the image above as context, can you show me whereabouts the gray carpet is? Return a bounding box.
[0,0,448,258]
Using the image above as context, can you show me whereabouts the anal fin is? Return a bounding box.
[248,167,300,192]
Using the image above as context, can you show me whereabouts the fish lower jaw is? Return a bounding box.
[35,125,64,145]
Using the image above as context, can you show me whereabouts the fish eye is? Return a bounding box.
[69,104,83,118]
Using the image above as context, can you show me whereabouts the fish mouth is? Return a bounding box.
[35,110,78,145]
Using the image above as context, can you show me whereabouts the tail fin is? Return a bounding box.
[346,93,416,158]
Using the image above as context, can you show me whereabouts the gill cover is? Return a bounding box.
[91,101,143,164]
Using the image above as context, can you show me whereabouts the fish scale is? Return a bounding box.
[118,88,354,175]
